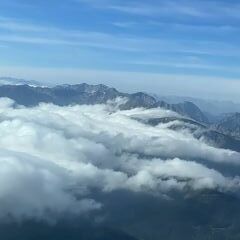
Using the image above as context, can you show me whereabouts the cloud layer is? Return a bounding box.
[0,98,239,222]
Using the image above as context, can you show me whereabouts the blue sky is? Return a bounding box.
[0,0,240,100]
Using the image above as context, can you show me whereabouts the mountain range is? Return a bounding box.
[0,82,239,151]
[0,83,207,122]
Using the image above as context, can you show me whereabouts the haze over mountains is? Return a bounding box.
[0,78,240,239]
[155,95,240,116]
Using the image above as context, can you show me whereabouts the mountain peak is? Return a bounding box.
[0,77,44,87]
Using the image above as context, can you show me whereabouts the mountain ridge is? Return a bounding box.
[0,83,209,124]
[1,81,240,148]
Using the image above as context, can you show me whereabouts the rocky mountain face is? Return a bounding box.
[213,113,240,140]
[0,83,208,123]
[0,84,122,106]
[143,116,240,153]
[158,101,209,124]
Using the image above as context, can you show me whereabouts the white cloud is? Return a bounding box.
[1,16,240,56]
[0,98,239,221]
[0,150,101,222]
[77,0,240,20]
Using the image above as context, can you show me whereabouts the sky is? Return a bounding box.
[0,0,240,101]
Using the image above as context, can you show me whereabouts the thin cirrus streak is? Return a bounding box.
[76,0,240,20]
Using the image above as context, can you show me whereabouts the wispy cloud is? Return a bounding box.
[148,20,239,33]
[0,17,48,32]
[77,0,207,17]
[77,0,240,20]
[111,21,138,28]
[129,60,240,73]
[0,16,240,57]
[0,17,141,51]
[1,4,240,83]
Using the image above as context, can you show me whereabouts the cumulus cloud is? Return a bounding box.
[0,98,239,221]
[0,150,101,222]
